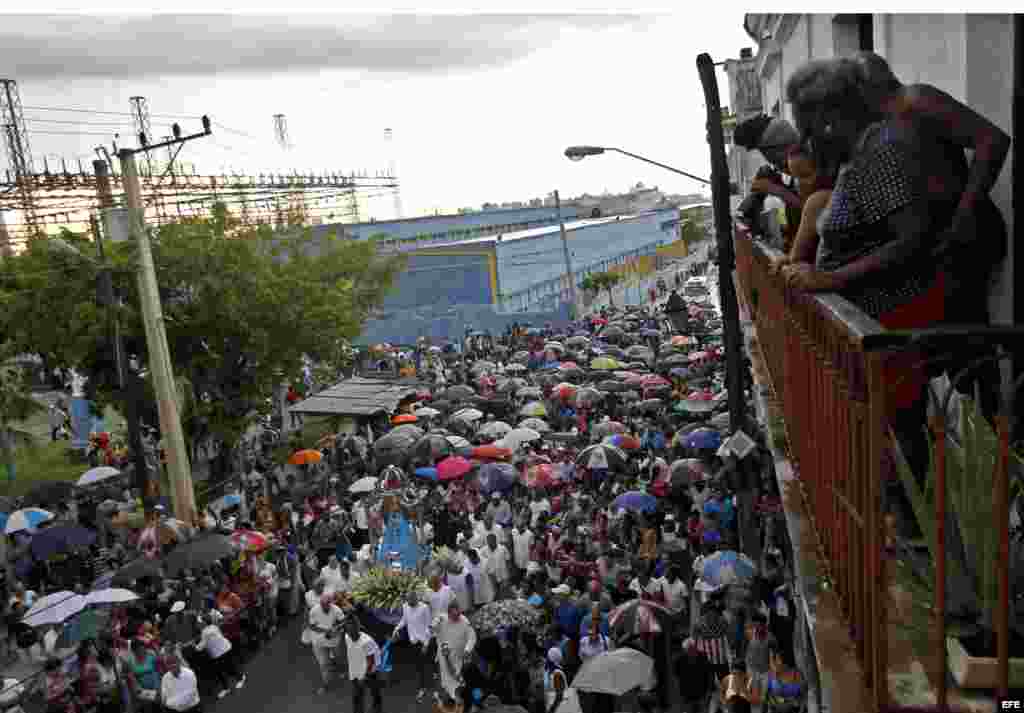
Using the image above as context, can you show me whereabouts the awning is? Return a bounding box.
[289,376,430,417]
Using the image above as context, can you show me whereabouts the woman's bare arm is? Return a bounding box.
[788,190,832,265]
[830,205,929,287]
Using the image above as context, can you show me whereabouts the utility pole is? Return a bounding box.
[554,190,578,319]
[0,210,11,258]
[94,160,151,496]
[117,117,211,523]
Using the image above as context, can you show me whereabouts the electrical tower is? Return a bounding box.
[384,128,403,220]
[1,79,39,235]
[273,114,290,150]
[130,96,154,176]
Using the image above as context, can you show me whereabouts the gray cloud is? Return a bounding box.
[1,14,657,79]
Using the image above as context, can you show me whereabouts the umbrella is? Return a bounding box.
[517,386,543,400]
[574,387,603,408]
[511,351,530,365]
[622,373,646,386]
[612,491,658,513]
[519,401,547,418]
[673,399,717,416]
[477,463,518,495]
[544,342,565,353]
[603,434,641,450]
[576,444,627,471]
[566,336,590,347]
[641,374,670,388]
[4,508,53,534]
[446,435,471,450]
[501,428,541,451]
[414,407,440,419]
[469,599,545,638]
[591,317,608,326]
[23,482,75,508]
[597,380,630,393]
[414,467,438,481]
[600,326,626,340]
[590,357,621,371]
[661,353,690,367]
[524,464,555,489]
[209,493,242,512]
[506,363,527,373]
[698,550,758,586]
[479,421,513,439]
[632,399,663,414]
[670,335,695,346]
[349,476,379,494]
[23,591,86,627]
[444,385,477,401]
[555,383,578,401]
[29,525,97,560]
[411,434,454,462]
[163,534,235,576]
[497,379,527,395]
[591,421,627,439]
[111,557,163,587]
[84,588,139,606]
[608,599,674,638]
[470,361,496,375]
[471,444,513,460]
[572,648,655,696]
[625,345,653,360]
[670,459,711,486]
[375,425,424,460]
[392,414,418,425]
[288,449,323,465]
[517,418,551,434]
[451,408,485,423]
[230,530,272,553]
[76,466,121,487]
[437,456,473,481]
[683,428,723,450]
[668,367,691,379]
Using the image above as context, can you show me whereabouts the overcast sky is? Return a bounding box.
[3,12,752,219]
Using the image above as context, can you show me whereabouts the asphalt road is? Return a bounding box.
[209,606,431,713]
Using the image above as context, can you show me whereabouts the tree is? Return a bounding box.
[0,349,44,485]
[0,214,406,484]
[580,271,624,308]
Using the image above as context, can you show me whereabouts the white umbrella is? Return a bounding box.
[77,466,120,487]
[349,476,379,494]
[502,428,541,450]
[4,508,53,534]
[572,647,654,696]
[414,407,440,419]
[451,408,484,423]
[23,591,86,627]
[85,588,138,606]
[446,435,471,449]
[479,421,513,439]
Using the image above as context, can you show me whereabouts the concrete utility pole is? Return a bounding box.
[119,150,196,523]
[0,211,11,258]
[554,190,578,318]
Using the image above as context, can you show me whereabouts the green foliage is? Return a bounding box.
[891,395,1024,651]
[0,352,45,482]
[350,567,428,611]
[580,271,624,307]
[0,216,405,462]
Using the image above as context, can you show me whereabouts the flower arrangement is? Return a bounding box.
[350,567,428,612]
[430,546,463,574]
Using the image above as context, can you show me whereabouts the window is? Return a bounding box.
[833,14,873,54]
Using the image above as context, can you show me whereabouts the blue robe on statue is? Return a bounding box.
[376,511,420,571]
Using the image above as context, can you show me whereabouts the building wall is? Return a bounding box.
[734,13,1015,323]
[381,248,497,310]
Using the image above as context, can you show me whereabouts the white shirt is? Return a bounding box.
[259,562,279,598]
[308,604,346,648]
[578,633,610,661]
[306,589,322,611]
[629,577,667,601]
[664,578,689,614]
[197,624,232,659]
[481,544,511,583]
[353,503,369,529]
[426,585,454,620]
[529,500,550,527]
[320,566,343,595]
[345,632,381,681]
[511,529,534,569]
[161,668,200,712]
[395,602,432,645]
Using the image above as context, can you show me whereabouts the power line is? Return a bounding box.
[22,105,200,120]
[25,117,135,128]
[27,130,122,137]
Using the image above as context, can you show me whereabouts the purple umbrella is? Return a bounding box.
[683,428,722,450]
[30,525,97,561]
[478,463,518,495]
[612,491,658,513]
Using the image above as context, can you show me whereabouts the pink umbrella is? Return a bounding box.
[524,463,555,489]
[559,361,579,370]
[689,351,713,362]
[437,456,473,481]
[624,373,646,386]
[641,375,670,388]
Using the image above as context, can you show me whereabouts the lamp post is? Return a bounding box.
[564,141,747,434]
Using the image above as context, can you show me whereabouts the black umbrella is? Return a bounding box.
[163,534,235,577]
[24,481,75,508]
[411,434,453,462]
[598,380,631,393]
[444,385,476,401]
[30,525,97,561]
[111,557,164,587]
[633,399,664,414]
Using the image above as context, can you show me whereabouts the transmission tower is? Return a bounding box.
[1,79,38,235]
[384,127,403,220]
[130,96,154,176]
[273,114,290,150]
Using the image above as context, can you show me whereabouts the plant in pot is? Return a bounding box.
[890,392,1024,689]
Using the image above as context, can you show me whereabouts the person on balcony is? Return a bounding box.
[733,115,804,250]
[779,56,970,522]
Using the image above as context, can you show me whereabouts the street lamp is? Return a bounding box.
[564,145,711,186]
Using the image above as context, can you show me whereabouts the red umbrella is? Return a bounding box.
[641,375,670,388]
[623,373,646,386]
[559,361,579,370]
[471,445,512,461]
[555,383,578,401]
[230,530,272,552]
[591,317,608,326]
[437,456,473,481]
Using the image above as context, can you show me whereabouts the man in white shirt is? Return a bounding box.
[195,614,245,699]
[352,499,369,550]
[308,593,346,695]
[391,591,432,702]
[510,522,534,583]
[258,558,279,637]
[528,493,550,528]
[425,574,454,621]
[320,557,344,596]
[663,565,690,619]
[344,617,382,713]
[160,657,201,712]
[433,601,477,700]
[334,560,360,596]
[481,533,511,599]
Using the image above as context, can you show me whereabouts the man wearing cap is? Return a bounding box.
[161,654,201,713]
[162,601,200,651]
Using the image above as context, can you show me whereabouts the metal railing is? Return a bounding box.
[734,223,1020,708]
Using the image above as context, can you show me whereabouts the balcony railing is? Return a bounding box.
[733,224,1017,709]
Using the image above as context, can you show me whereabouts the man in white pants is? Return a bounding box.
[308,593,345,695]
[432,601,477,700]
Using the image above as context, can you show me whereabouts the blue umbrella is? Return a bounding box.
[210,493,242,511]
[698,550,758,586]
[641,328,660,337]
[4,508,53,534]
[612,491,658,513]
[414,467,438,482]
[669,367,690,378]
[477,463,517,495]
[30,525,97,561]
[683,428,722,450]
